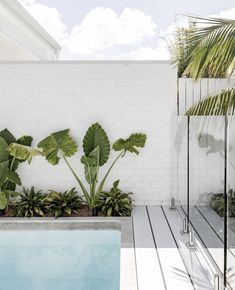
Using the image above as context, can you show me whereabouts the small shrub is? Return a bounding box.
[14,187,48,218]
[210,189,235,217]
[98,180,133,216]
[47,188,83,218]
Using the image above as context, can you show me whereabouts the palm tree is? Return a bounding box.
[175,16,235,116]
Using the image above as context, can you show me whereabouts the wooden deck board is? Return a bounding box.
[147,206,194,290]
[182,206,225,273]
[163,206,215,289]
[132,206,166,290]
[196,206,235,255]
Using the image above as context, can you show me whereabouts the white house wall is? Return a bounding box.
[0,1,59,60]
[0,61,178,205]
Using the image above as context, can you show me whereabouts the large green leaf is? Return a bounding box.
[183,16,235,79]
[5,171,21,186]
[0,161,9,187]
[17,135,33,146]
[0,137,9,162]
[81,146,99,185]
[0,129,16,145]
[0,192,7,210]
[83,123,110,166]
[113,133,146,154]
[38,129,78,165]
[186,87,235,116]
[9,143,43,164]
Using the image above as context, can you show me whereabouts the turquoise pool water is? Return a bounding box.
[0,230,121,290]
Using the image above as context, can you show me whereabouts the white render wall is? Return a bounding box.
[0,61,177,205]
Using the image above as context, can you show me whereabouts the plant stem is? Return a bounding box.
[62,154,90,204]
[3,157,16,191]
[96,150,125,195]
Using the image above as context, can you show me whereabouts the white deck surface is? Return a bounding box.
[132,206,231,290]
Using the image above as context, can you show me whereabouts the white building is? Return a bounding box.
[0,0,61,60]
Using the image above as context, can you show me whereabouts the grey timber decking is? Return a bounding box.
[133,206,229,290]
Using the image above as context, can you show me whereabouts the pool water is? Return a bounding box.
[0,230,121,290]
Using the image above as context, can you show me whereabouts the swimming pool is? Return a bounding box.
[0,229,121,290]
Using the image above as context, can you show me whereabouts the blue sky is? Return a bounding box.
[19,0,235,60]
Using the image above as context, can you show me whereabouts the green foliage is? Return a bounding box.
[0,129,33,193]
[83,123,110,166]
[210,189,235,217]
[98,180,133,216]
[8,143,42,164]
[176,16,235,116]
[169,24,198,78]
[38,129,78,165]
[38,123,146,211]
[113,133,147,155]
[14,187,48,218]
[0,192,7,210]
[184,16,235,80]
[0,129,16,145]
[46,188,83,218]
[186,87,235,116]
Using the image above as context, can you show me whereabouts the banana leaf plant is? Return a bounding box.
[0,128,42,212]
[37,123,146,213]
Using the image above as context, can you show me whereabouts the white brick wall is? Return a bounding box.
[0,61,177,205]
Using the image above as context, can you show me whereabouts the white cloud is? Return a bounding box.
[214,7,235,19]
[67,7,157,54]
[19,0,67,44]
[130,40,170,60]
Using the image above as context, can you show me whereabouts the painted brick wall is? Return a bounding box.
[0,61,177,205]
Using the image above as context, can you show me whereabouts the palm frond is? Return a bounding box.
[184,16,235,79]
[186,87,235,116]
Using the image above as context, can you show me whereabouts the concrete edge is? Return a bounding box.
[0,217,138,290]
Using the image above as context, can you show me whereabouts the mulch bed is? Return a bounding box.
[0,205,106,218]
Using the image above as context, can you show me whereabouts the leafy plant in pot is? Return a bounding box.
[0,129,37,215]
[37,123,146,215]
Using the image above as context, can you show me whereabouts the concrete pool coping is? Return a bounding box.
[0,217,137,290]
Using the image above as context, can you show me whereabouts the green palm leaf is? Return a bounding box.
[184,16,235,79]
[83,123,110,166]
[186,87,235,116]
[113,133,146,154]
[38,129,78,165]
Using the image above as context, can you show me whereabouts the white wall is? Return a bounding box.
[0,0,60,60]
[0,61,177,205]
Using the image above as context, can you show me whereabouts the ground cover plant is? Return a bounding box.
[98,180,133,216]
[210,189,235,217]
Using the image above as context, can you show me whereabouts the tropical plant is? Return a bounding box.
[14,187,49,218]
[98,180,133,216]
[179,16,235,116]
[46,188,83,218]
[169,23,197,78]
[170,21,228,79]
[38,123,146,213]
[0,129,30,211]
[210,189,235,217]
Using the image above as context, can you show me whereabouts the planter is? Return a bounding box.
[0,209,5,216]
